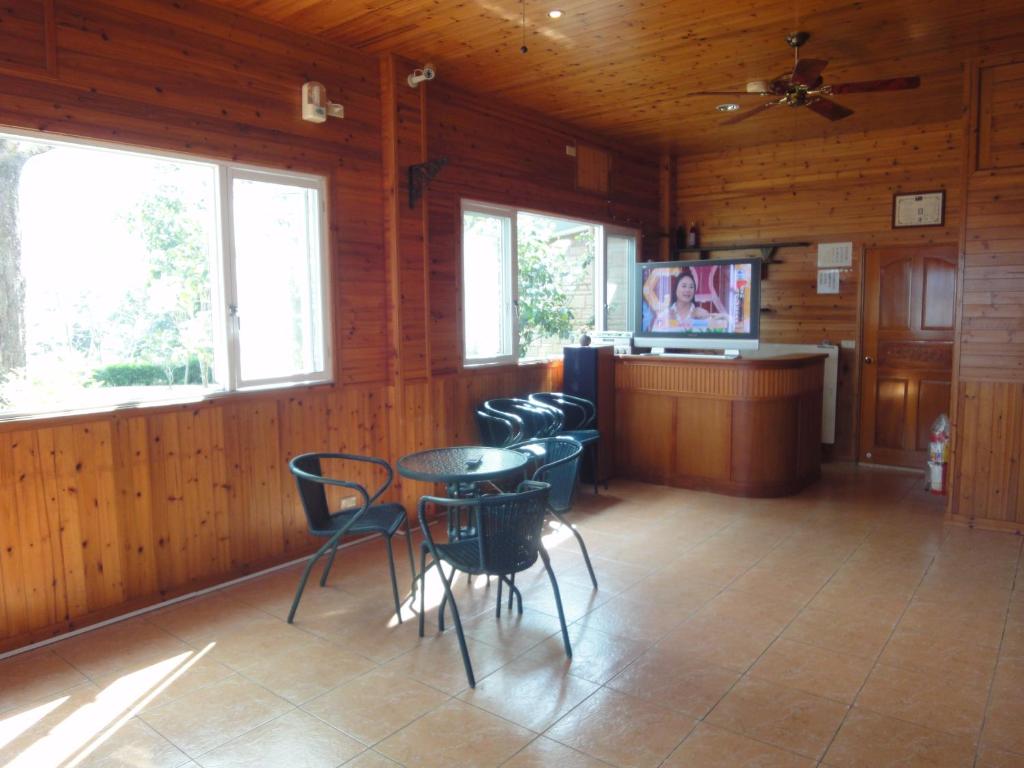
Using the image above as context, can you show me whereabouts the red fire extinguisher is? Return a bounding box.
[928,414,950,495]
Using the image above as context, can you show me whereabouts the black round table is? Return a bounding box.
[397,445,528,491]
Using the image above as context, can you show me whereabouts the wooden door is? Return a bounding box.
[859,245,957,468]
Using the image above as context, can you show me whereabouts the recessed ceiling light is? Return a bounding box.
[716,103,740,112]
[548,9,564,18]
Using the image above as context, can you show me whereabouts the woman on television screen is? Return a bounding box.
[646,270,709,330]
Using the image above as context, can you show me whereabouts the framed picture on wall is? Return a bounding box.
[893,191,945,228]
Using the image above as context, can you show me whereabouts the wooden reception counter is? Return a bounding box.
[614,353,825,497]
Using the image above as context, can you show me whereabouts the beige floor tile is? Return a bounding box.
[706,676,848,760]
[557,556,653,594]
[516,578,609,623]
[301,667,449,745]
[375,698,534,767]
[807,586,910,626]
[67,717,189,768]
[822,708,975,768]
[299,604,425,664]
[194,709,363,768]
[146,593,270,646]
[0,649,89,714]
[982,683,1024,755]
[697,590,804,635]
[879,626,998,682]
[52,620,194,681]
[618,571,721,610]
[657,614,779,672]
[544,688,695,768]
[236,635,375,705]
[978,746,1024,768]
[573,593,690,643]
[139,674,292,756]
[459,656,599,731]
[383,631,516,695]
[500,736,609,767]
[341,751,402,767]
[728,564,832,605]
[201,615,324,672]
[663,723,815,767]
[749,638,874,704]
[514,622,651,684]
[606,645,740,718]
[855,662,990,739]
[781,607,895,660]
[460,608,567,655]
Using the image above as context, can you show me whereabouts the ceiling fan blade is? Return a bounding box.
[807,97,854,121]
[829,76,921,94]
[688,90,770,97]
[792,58,828,86]
[721,100,782,125]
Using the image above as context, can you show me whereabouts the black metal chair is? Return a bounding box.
[513,436,598,588]
[417,481,572,688]
[530,392,601,494]
[474,408,523,447]
[483,397,561,441]
[287,452,416,624]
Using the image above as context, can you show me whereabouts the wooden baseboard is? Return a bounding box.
[946,513,1024,536]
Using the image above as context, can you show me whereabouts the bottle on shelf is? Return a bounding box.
[686,222,700,249]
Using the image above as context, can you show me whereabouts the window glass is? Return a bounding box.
[231,177,325,383]
[463,209,512,362]
[605,233,636,331]
[0,130,329,420]
[517,212,598,360]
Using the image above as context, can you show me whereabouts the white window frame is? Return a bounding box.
[460,198,638,367]
[0,126,333,422]
[461,200,517,367]
[223,165,332,390]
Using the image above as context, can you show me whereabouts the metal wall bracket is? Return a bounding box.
[408,157,448,208]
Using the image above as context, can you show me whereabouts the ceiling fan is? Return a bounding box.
[690,31,921,125]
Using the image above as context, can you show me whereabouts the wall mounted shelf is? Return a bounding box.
[676,242,811,278]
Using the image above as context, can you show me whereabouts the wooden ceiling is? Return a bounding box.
[211,0,1024,153]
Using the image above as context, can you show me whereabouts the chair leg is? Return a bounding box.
[552,510,598,589]
[418,545,430,638]
[590,443,599,495]
[496,577,503,618]
[437,564,476,688]
[385,536,402,624]
[404,521,417,594]
[288,537,334,624]
[319,541,340,587]
[539,546,572,659]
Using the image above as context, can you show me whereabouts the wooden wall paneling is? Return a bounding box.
[110,415,158,600]
[677,121,963,460]
[0,0,49,74]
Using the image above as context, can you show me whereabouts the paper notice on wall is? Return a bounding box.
[817,242,853,268]
[817,269,841,294]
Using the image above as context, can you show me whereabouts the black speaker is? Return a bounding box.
[562,345,614,484]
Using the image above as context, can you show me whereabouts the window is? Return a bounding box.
[0,130,330,419]
[461,200,637,365]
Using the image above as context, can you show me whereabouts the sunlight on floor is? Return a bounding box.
[3,643,214,767]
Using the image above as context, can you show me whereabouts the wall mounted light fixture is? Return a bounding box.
[301,81,345,123]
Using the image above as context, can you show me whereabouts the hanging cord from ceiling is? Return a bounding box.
[520,0,528,53]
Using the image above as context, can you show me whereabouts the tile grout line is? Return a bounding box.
[816,513,954,764]
[971,534,1024,768]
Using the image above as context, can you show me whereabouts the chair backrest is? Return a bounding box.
[484,397,561,439]
[289,452,389,533]
[514,436,583,513]
[418,481,551,575]
[529,392,595,431]
[475,408,522,447]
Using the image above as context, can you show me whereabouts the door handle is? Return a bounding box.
[864,355,873,364]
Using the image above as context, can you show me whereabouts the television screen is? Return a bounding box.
[635,258,760,348]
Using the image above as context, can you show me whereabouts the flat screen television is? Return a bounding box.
[634,257,761,353]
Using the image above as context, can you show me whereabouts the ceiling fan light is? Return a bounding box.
[548,9,563,18]
[716,103,741,112]
[746,80,770,94]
